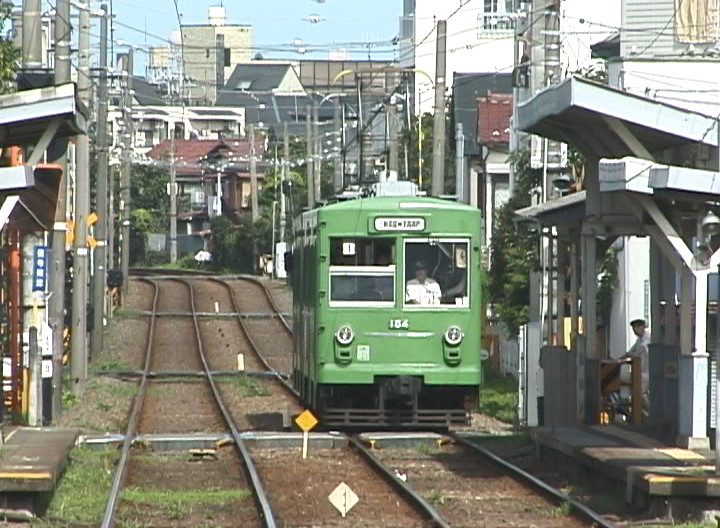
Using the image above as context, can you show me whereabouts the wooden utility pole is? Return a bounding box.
[249,124,259,222]
[49,0,70,420]
[431,19,447,197]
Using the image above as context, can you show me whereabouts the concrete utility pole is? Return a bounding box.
[333,98,343,193]
[387,103,399,176]
[70,2,91,393]
[280,122,289,243]
[120,48,133,298]
[91,5,109,365]
[431,19,447,197]
[22,0,42,69]
[22,0,42,426]
[49,0,70,420]
[313,101,321,204]
[306,105,314,208]
[543,0,563,199]
[455,122,465,203]
[249,124,259,222]
[169,123,178,262]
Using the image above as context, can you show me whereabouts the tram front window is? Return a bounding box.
[404,239,469,307]
[329,237,395,305]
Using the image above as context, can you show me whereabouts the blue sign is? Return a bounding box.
[32,246,49,292]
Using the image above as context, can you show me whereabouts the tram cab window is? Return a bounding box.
[404,239,469,308]
[329,238,395,305]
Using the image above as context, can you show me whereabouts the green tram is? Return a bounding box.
[289,195,485,427]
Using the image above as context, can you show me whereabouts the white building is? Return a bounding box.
[399,0,516,114]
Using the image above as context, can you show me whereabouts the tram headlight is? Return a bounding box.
[335,325,354,346]
[444,325,464,346]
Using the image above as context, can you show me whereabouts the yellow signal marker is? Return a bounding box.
[295,409,318,459]
[86,212,98,226]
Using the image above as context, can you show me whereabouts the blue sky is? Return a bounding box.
[16,1,403,72]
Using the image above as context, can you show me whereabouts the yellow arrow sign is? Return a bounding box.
[86,212,98,226]
[86,235,97,250]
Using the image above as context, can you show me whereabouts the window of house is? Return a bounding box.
[329,238,395,305]
[224,48,231,67]
[480,0,514,32]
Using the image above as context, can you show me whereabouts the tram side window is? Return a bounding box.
[329,238,395,304]
[404,240,469,307]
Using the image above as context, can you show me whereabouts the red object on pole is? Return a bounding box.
[9,229,22,417]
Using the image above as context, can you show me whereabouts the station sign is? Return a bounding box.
[373,216,426,232]
[32,246,49,292]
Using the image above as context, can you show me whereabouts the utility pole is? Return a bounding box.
[313,101,321,204]
[357,77,365,184]
[70,1,91,394]
[455,123,465,203]
[91,5,109,363]
[431,19,447,197]
[249,124,259,222]
[169,123,178,262]
[333,98,343,193]
[387,103,399,177]
[22,0,43,426]
[120,48,133,299]
[280,122,289,243]
[543,0,563,199]
[49,0,70,420]
[306,105,314,208]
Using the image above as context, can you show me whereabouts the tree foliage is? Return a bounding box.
[210,213,271,273]
[488,149,541,335]
[0,1,19,94]
[130,165,169,231]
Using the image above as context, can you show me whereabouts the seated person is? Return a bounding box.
[406,261,441,305]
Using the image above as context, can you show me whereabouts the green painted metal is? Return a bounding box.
[291,196,485,416]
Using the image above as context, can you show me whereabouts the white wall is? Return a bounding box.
[610,59,720,116]
[411,0,514,113]
[609,236,650,358]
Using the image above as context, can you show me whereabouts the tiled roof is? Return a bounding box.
[145,139,267,175]
[476,93,512,146]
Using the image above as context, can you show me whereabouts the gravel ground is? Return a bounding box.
[251,447,428,527]
[373,444,588,528]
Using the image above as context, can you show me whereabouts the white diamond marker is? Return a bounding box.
[328,482,359,518]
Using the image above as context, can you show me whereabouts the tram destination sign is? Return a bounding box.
[373,216,426,232]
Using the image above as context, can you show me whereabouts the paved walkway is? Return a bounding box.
[533,425,719,501]
[0,427,78,492]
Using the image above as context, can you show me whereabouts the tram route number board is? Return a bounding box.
[373,217,425,232]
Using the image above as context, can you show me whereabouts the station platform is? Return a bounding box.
[532,424,719,502]
[0,427,78,492]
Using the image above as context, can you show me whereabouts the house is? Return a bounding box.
[145,139,266,253]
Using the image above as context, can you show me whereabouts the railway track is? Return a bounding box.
[101,278,272,527]
[104,272,616,527]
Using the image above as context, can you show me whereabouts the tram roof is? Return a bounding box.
[316,195,479,214]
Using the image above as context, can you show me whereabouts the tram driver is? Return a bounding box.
[406,261,442,305]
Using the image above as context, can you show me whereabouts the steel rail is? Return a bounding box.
[450,433,618,528]
[184,278,278,528]
[231,275,292,335]
[101,278,159,528]
[348,436,451,528]
[210,277,299,397]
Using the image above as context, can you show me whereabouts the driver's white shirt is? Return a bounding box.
[406,278,441,305]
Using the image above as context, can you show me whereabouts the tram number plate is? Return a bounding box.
[389,318,409,329]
